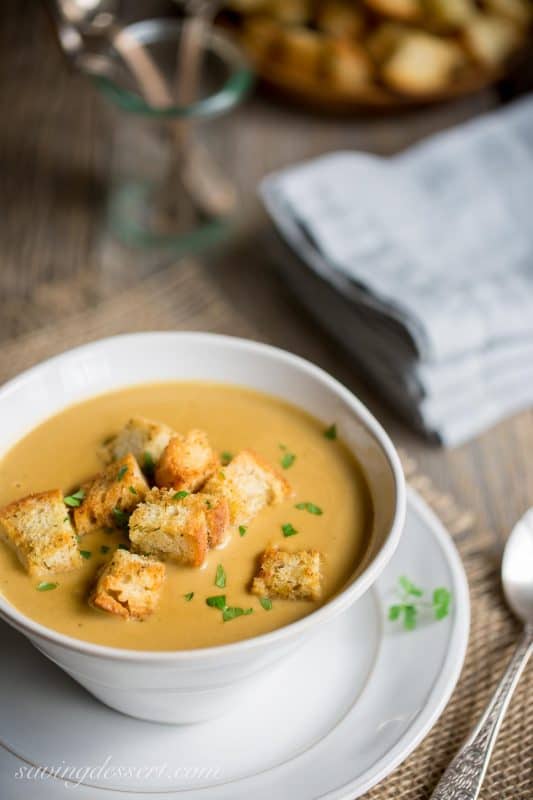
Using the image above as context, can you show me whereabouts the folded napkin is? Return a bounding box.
[260,97,533,446]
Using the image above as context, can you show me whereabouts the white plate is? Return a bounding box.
[0,488,469,800]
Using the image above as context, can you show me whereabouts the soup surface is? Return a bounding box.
[0,383,372,650]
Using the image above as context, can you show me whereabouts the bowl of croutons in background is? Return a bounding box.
[218,0,532,111]
[0,333,405,723]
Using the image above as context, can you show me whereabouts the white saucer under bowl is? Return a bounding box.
[0,488,469,800]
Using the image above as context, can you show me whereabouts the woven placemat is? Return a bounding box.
[0,263,531,799]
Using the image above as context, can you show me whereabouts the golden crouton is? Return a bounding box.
[365,0,421,22]
[129,488,230,565]
[251,547,322,600]
[203,450,291,528]
[155,429,218,492]
[367,22,409,63]
[0,489,82,577]
[89,549,165,620]
[325,40,373,91]
[281,27,326,73]
[316,1,365,38]
[100,416,175,467]
[424,0,476,30]
[242,17,280,61]
[381,32,465,95]
[73,453,149,536]
[462,14,523,67]
[485,0,532,26]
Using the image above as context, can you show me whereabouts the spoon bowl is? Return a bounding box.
[502,507,533,623]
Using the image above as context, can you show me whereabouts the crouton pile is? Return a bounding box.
[0,416,324,624]
[221,0,531,103]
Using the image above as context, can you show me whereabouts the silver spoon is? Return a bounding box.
[431,508,533,800]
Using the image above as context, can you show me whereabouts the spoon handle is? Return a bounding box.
[431,627,533,800]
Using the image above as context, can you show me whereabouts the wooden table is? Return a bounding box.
[1,0,532,548]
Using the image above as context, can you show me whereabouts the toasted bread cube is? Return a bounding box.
[462,14,523,67]
[367,22,410,62]
[251,547,322,600]
[242,16,280,60]
[281,27,326,73]
[73,453,149,536]
[424,0,476,30]
[129,488,225,566]
[89,549,165,620]
[268,0,312,24]
[155,429,218,492]
[325,40,373,90]
[100,416,175,466]
[203,450,291,528]
[485,0,531,26]
[365,0,421,22]
[382,32,465,94]
[317,2,365,38]
[0,490,82,577]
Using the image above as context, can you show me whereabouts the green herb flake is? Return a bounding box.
[36,581,58,592]
[173,491,189,500]
[324,423,337,440]
[117,543,129,551]
[260,597,273,611]
[206,595,226,610]
[295,502,323,515]
[100,545,110,555]
[281,522,298,537]
[112,507,130,529]
[399,576,423,597]
[64,489,85,508]
[215,564,227,588]
[79,550,92,560]
[222,606,253,622]
[388,577,452,630]
[143,451,155,477]
[220,451,233,466]
[116,465,128,481]
[184,592,194,602]
[280,451,296,470]
[63,516,69,523]
[433,587,452,620]
[128,486,137,495]
[238,525,247,537]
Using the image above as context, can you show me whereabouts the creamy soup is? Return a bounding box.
[0,383,372,650]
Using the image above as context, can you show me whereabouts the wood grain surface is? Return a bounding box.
[0,0,532,552]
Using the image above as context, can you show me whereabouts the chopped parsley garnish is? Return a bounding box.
[143,451,155,477]
[79,550,92,559]
[281,523,298,537]
[36,581,58,592]
[112,507,130,528]
[184,592,194,601]
[206,594,226,610]
[295,502,323,515]
[324,423,337,440]
[117,543,129,551]
[239,525,247,537]
[100,545,110,554]
[215,564,226,588]
[116,465,128,481]
[205,499,212,509]
[220,451,233,466]
[173,491,189,500]
[260,597,272,611]
[63,516,69,523]
[280,451,296,470]
[223,606,253,622]
[388,577,452,630]
[64,489,85,508]
[129,486,137,495]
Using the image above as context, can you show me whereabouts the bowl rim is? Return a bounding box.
[0,332,406,663]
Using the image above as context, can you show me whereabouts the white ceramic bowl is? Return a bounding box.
[0,333,405,724]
